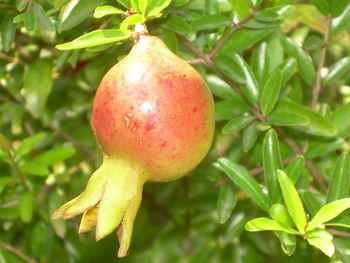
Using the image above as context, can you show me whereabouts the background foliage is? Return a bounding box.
[1,0,350,262]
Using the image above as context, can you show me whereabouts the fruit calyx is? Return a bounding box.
[52,156,147,257]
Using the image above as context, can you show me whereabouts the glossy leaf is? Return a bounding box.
[311,0,330,15]
[254,5,295,22]
[305,138,345,159]
[191,15,232,31]
[270,203,294,227]
[245,217,299,234]
[267,111,309,126]
[307,198,350,231]
[216,158,270,211]
[299,190,325,217]
[56,29,129,50]
[16,0,29,11]
[251,42,269,86]
[222,114,255,134]
[272,100,337,136]
[233,54,259,105]
[215,99,250,121]
[217,184,237,224]
[260,70,282,116]
[146,0,172,17]
[58,0,100,32]
[93,5,126,18]
[326,215,350,228]
[263,129,283,204]
[322,56,350,85]
[330,4,350,35]
[120,14,144,33]
[32,2,55,32]
[277,170,306,233]
[23,58,53,118]
[327,152,350,203]
[18,192,34,223]
[242,121,258,152]
[331,102,350,136]
[275,232,296,256]
[334,238,350,262]
[206,75,241,99]
[307,228,334,257]
[330,0,350,17]
[215,55,246,84]
[284,156,304,184]
[161,14,190,35]
[279,58,297,85]
[1,14,16,52]
[281,37,316,86]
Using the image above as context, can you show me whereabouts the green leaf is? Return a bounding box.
[146,0,172,17]
[331,102,350,136]
[191,15,232,31]
[35,146,76,166]
[330,4,350,35]
[120,14,144,33]
[260,70,282,116]
[93,5,126,18]
[15,133,47,157]
[275,232,296,256]
[267,111,309,126]
[307,198,350,231]
[16,0,29,11]
[222,114,255,134]
[0,133,10,153]
[130,0,141,13]
[277,170,306,233]
[117,0,130,8]
[278,58,297,86]
[219,28,274,55]
[307,228,334,257]
[311,0,330,15]
[215,55,246,84]
[23,58,53,118]
[217,184,237,224]
[270,203,295,227]
[32,2,55,32]
[251,42,269,86]
[254,5,296,22]
[0,176,17,195]
[1,14,16,52]
[233,54,259,105]
[18,191,34,223]
[206,75,241,99]
[242,121,258,152]
[326,215,350,228]
[272,100,337,136]
[305,138,345,159]
[215,99,250,121]
[299,190,325,217]
[245,217,299,234]
[161,14,190,36]
[20,161,49,176]
[284,156,304,184]
[263,129,283,204]
[334,238,350,262]
[281,37,316,86]
[58,0,100,32]
[322,57,350,85]
[56,29,129,50]
[330,0,350,17]
[327,153,350,202]
[216,158,270,211]
[304,35,325,50]
[24,10,36,31]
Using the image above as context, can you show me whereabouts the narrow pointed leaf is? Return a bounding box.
[263,129,283,203]
[307,229,334,257]
[278,58,297,86]
[307,198,350,231]
[242,121,258,152]
[331,102,350,136]
[299,190,325,217]
[305,138,345,159]
[215,55,246,84]
[222,114,255,134]
[275,232,296,256]
[285,156,304,184]
[267,111,309,126]
[281,37,316,86]
[18,191,34,223]
[326,215,350,229]
[322,57,350,85]
[245,217,299,234]
[56,29,129,50]
[32,2,55,32]
[146,0,172,17]
[330,4,350,35]
[191,15,232,31]
[216,158,270,211]
[277,170,306,233]
[94,5,126,18]
[260,70,282,115]
[217,184,237,224]
[251,42,269,86]
[270,203,295,227]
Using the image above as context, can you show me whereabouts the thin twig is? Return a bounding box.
[209,7,258,59]
[0,241,37,263]
[99,15,116,29]
[0,52,26,66]
[0,4,17,9]
[311,16,330,109]
[26,0,33,12]
[329,229,350,238]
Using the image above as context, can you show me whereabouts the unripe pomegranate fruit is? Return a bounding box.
[52,33,215,257]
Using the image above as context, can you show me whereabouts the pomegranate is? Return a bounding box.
[52,33,215,257]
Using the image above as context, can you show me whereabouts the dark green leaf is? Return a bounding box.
[233,54,259,105]
[285,156,304,184]
[305,138,345,159]
[32,2,55,32]
[267,111,309,126]
[278,58,297,86]
[93,5,126,18]
[24,10,36,31]
[117,0,130,8]
[58,0,100,32]
[327,152,350,203]
[16,0,29,11]
[326,215,350,229]
[217,184,237,224]
[15,133,47,157]
[216,158,270,211]
[299,190,325,217]
[35,146,76,166]
[215,55,246,84]
[251,42,269,86]
[242,121,258,152]
[0,176,17,195]
[277,170,306,233]
[23,58,53,118]
[322,56,350,85]
[18,191,34,223]
[331,102,350,136]
[1,14,16,52]
[20,161,49,176]
[222,114,255,134]
[260,70,282,115]
[334,238,350,262]
[191,15,232,31]
[245,217,299,234]
[161,14,190,35]
[330,4,350,35]
[263,129,283,203]
[56,29,129,50]
[281,37,316,86]
[330,0,350,17]
[254,5,295,22]
[215,99,250,121]
[304,35,325,50]
[311,0,330,15]
[206,75,240,99]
